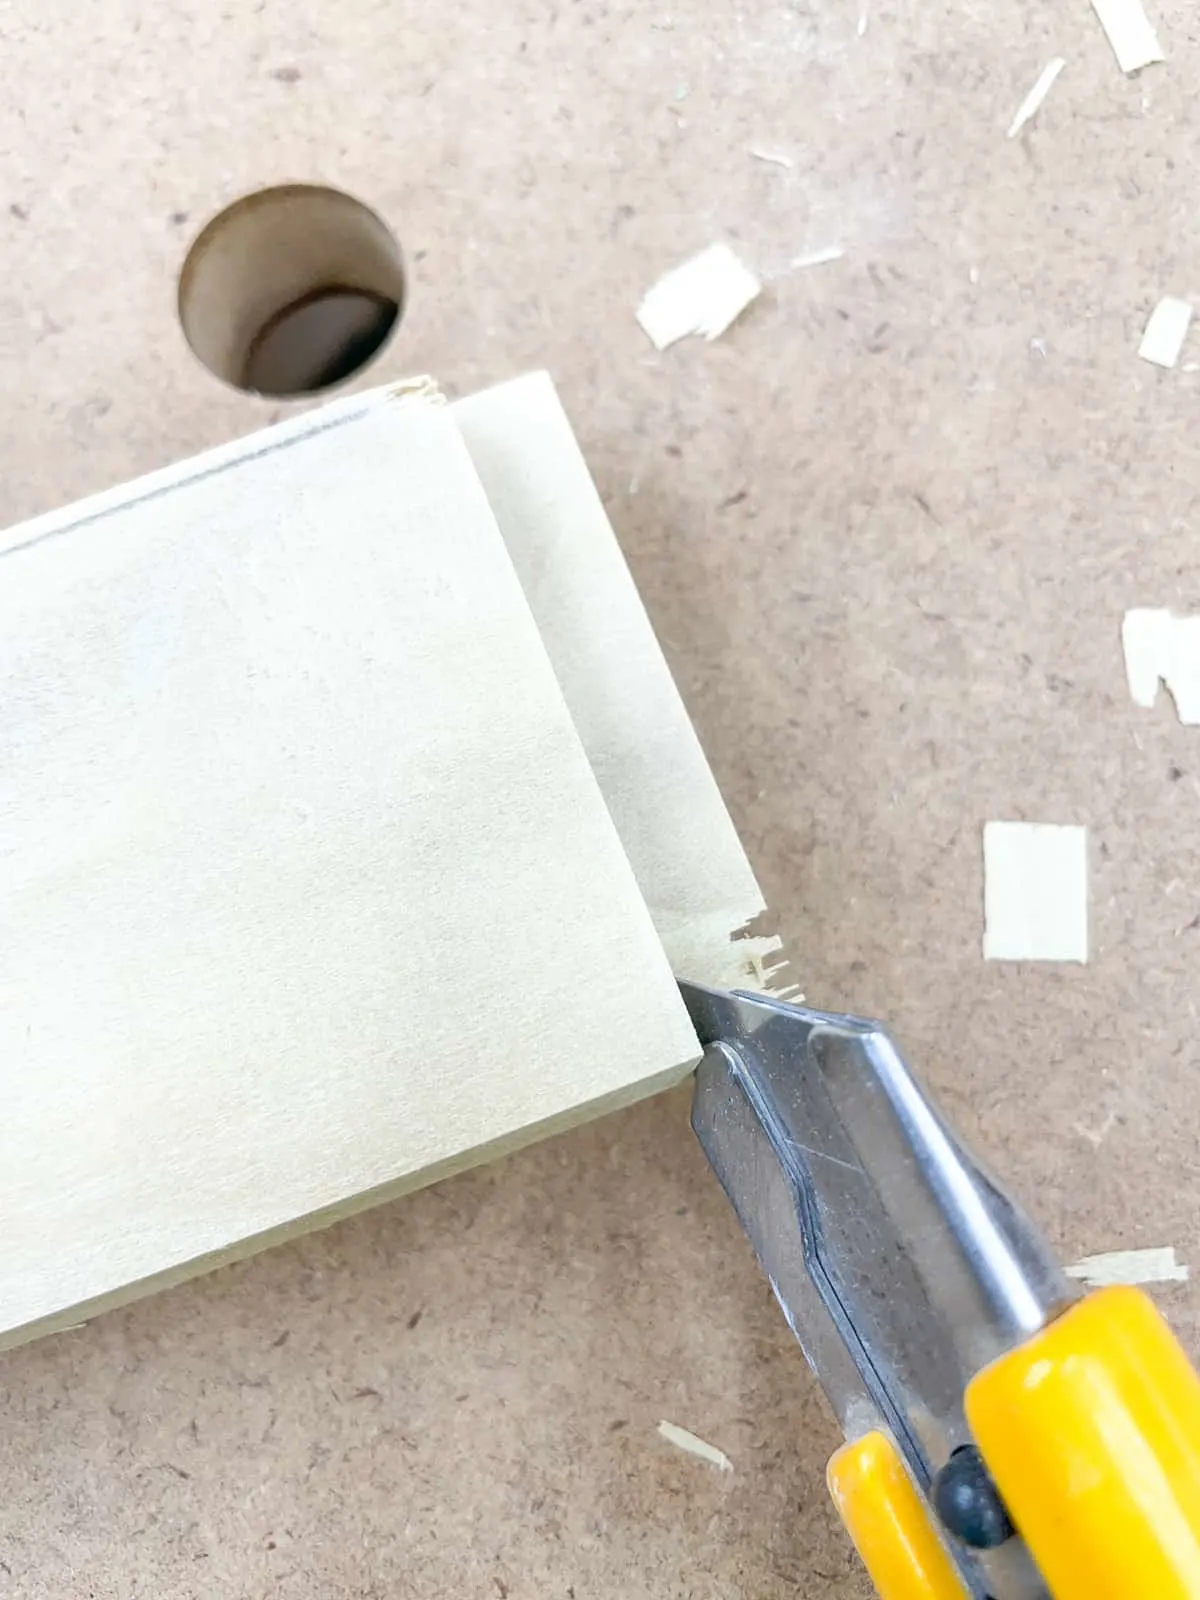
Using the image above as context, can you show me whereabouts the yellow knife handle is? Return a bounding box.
[827,1430,971,1599]
[967,1285,1200,1599]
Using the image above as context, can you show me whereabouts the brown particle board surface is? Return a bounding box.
[3,2,1200,1596]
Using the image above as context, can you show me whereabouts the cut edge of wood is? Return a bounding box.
[451,370,778,991]
[0,374,441,561]
[0,1055,697,1355]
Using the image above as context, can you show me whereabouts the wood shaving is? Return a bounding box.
[982,821,1088,963]
[1066,1247,1188,1286]
[790,246,845,270]
[1138,296,1193,368]
[1122,608,1200,723]
[637,244,762,350]
[657,1420,733,1471]
[1006,58,1066,138]
[1090,0,1163,73]
[749,146,793,168]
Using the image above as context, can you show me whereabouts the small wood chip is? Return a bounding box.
[1138,296,1193,368]
[1006,58,1066,138]
[1066,1247,1188,1286]
[1089,0,1163,74]
[983,822,1088,963]
[657,1419,733,1471]
[749,146,793,169]
[636,245,762,350]
[1122,608,1200,723]
[790,245,845,270]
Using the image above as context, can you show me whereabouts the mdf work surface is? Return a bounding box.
[3,1,1200,1596]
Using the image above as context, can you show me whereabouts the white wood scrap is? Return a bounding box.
[1006,58,1066,138]
[748,146,793,168]
[790,245,845,270]
[1138,296,1193,368]
[1122,608,1200,724]
[637,244,762,349]
[1089,0,1163,74]
[1066,1248,1188,1287]
[982,822,1088,963]
[657,1420,733,1471]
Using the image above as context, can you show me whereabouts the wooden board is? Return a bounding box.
[0,377,768,1350]
[453,372,779,989]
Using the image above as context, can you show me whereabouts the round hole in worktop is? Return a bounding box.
[178,185,405,398]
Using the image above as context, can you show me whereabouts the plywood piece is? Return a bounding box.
[0,382,703,1350]
[452,372,776,989]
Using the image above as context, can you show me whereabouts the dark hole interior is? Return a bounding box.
[240,287,400,397]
